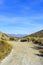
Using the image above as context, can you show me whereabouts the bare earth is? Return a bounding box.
[0,41,43,65]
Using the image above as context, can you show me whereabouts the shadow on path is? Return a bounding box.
[31,46,43,50]
[35,54,43,57]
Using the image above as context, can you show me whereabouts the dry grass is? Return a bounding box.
[39,49,43,54]
[0,40,13,61]
[29,37,43,45]
[20,37,43,44]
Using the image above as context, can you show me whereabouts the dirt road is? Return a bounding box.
[0,41,43,65]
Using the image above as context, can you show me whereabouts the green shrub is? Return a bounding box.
[9,37,15,41]
[20,39,27,42]
[20,37,30,42]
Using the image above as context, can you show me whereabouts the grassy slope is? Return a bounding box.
[28,30,43,37]
[0,40,12,61]
[0,32,18,41]
[20,30,43,55]
[0,32,18,61]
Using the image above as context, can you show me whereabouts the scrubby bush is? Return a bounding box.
[9,37,16,41]
[20,37,29,42]
[32,38,40,44]
[30,37,43,45]
[20,39,27,42]
[39,49,43,54]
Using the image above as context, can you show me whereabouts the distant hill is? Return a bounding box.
[29,30,43,37]
[24,30,43,38]
[0,32,9,40]
[9,34,27,38]
[0,32,17,41]
[0,30,43,41]
[20,30,43,42]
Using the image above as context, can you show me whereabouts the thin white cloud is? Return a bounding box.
[0,15,43,27]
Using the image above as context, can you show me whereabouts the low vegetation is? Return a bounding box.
[20,37,43,56]
[20,38,29,42]
[20,39,27,42]
[39,49,43,54]
[9,36,18,41]
[21,36,43,45]
[30,37,43,45]
[20,30,43,43]
[0,40,13,61]
[9,37,15,40]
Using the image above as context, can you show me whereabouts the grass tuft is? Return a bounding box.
[0,40,13,61]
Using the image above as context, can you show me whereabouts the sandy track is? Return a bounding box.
[0,41,43,65]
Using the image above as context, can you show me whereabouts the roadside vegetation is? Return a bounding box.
[20,37,43,55]
[9,37,16,41]
[39,49,43,54]
[0,40,13,61]
[20,37,43,45]
[30,37,43,45]
[20,38,29,42]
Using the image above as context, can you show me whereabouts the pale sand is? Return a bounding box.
[0,41,43,65]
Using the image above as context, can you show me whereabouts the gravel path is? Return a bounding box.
[0,41,43,65]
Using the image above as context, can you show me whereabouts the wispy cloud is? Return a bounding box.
[0,0,43,34]
[0,15,43,27]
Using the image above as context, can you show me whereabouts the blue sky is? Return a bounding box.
[0,0,43,34]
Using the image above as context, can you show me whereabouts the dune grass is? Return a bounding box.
[0,40,13,61]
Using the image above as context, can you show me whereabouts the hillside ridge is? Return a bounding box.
[23,30,43,38]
